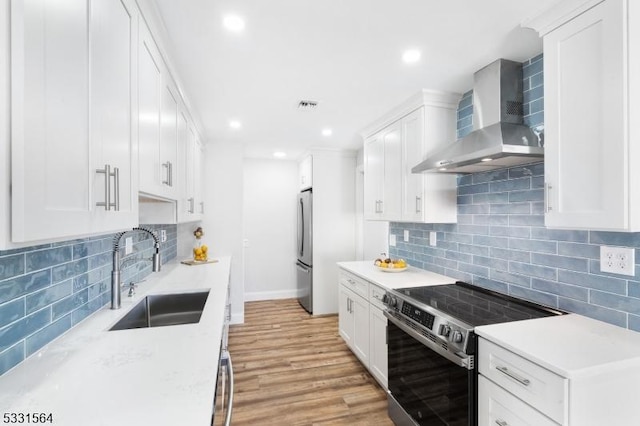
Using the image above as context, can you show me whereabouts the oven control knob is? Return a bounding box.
[438,324,451,337]
[451,330,463,343]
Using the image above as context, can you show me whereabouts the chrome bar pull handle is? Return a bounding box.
[200,201,204,214]
[112,167,120,211]
[168,161,173,187]
[416,196,422,213]
[188,197,195,214]
[496,365,531,386]
[545,183,553,212]
[162,161,170,185]
[495,420,509,426]
[96,164,111,211]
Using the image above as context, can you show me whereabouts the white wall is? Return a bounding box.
[202,143,245,324]
[243,158,299,301]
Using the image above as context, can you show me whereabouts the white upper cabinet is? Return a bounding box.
[529,0,640,231]
[364,121,402,221]
[299,155,312,190]
[363,90,459,223]
[138,21,167,199]
[11,0,138,242]
[90,0,139,232]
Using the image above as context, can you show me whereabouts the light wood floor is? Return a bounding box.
[228,299,394,426]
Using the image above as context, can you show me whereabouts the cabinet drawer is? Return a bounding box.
[478,375,559,426]
[339,271,369,299]
[369,284,386,309]
[479,339,567,424]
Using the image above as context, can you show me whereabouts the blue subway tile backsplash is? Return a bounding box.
[0,224,177,375]
[392,53,640,332]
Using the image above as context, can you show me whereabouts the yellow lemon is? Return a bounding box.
[201,245,208,253]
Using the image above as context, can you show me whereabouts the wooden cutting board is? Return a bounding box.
[180,258,219,266]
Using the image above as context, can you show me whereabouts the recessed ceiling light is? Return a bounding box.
[322,128,333,137]
[273,151,287,158]
[439,167,447,171]
[402,49,421,64]
[229,120,242,129]
[223,14,245,32]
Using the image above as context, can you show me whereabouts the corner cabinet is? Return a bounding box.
[528,0,640,231]
[338,269,388,389]
[11,0,139,242]
[363,90,459,223]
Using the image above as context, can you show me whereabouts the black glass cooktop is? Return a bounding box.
[394,282,562,328]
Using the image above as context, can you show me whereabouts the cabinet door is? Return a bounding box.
[544,0,626,230]
[299,155,312,190]
[159,81,178,199]
[369,305,388,389]
[478,376,559,426]
[364,134,384,219]
[351,292,370,365]
[401,108,425,222]
[338,284,354,346]
[11,0,92,241]
[90,0,138,232]
[194,138,205,218]
[138,22,162,197]
[176,110,192,222]
[381,121,402,221]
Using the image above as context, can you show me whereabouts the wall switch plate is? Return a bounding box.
[125,237,133,255]
[600,245,635,276]
[390,234,397,247]
[429,231,437,247]
[160,229,167,243]
[403,230,409,242]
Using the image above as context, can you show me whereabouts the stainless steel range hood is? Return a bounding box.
[412,59,543,174]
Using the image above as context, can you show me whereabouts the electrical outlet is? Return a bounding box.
[390,234,397,247]
[600,246,635,276]
[429,231,437,247]
[160,229,167,243]
[125,237,133,255]
[403,230,409,242]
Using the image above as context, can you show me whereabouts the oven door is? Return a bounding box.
[384,311,476,426]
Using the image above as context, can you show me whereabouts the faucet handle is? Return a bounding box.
[127,279,145,297]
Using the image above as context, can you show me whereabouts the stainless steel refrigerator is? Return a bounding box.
[296,189,312,313]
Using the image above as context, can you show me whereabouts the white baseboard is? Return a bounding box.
[244,289,301,302]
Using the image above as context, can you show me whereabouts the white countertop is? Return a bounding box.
[0,257,231,426]
[337,260,456,290]
[476,314,640,379]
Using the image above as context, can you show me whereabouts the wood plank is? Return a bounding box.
[228,299,393,425]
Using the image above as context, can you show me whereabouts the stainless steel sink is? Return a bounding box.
[109,290,210,331]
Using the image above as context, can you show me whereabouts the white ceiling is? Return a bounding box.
[149,0,560,159]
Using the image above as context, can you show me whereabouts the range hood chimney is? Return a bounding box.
[412,59,543,174]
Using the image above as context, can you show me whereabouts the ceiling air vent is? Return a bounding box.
[297,100,319,110]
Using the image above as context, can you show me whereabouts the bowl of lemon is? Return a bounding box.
[374,257,407,272]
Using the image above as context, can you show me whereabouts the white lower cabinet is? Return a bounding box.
[338,274,370,366]
[338,269,388,389]
[478,333,640,426]
[478,375,559,426]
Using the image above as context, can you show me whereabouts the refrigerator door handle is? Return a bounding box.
[299,197,304,257]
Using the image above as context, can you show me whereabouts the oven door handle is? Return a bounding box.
[384,310,474,370]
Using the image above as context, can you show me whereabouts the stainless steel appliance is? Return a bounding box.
[213,287,234,426]
[412,59,543,174]
[383,282,563,426]
[296,189,313,313]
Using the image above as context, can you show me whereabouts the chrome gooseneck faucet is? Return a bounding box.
[111,227,161,309]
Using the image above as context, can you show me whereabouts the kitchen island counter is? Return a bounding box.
[0,257,231,426]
